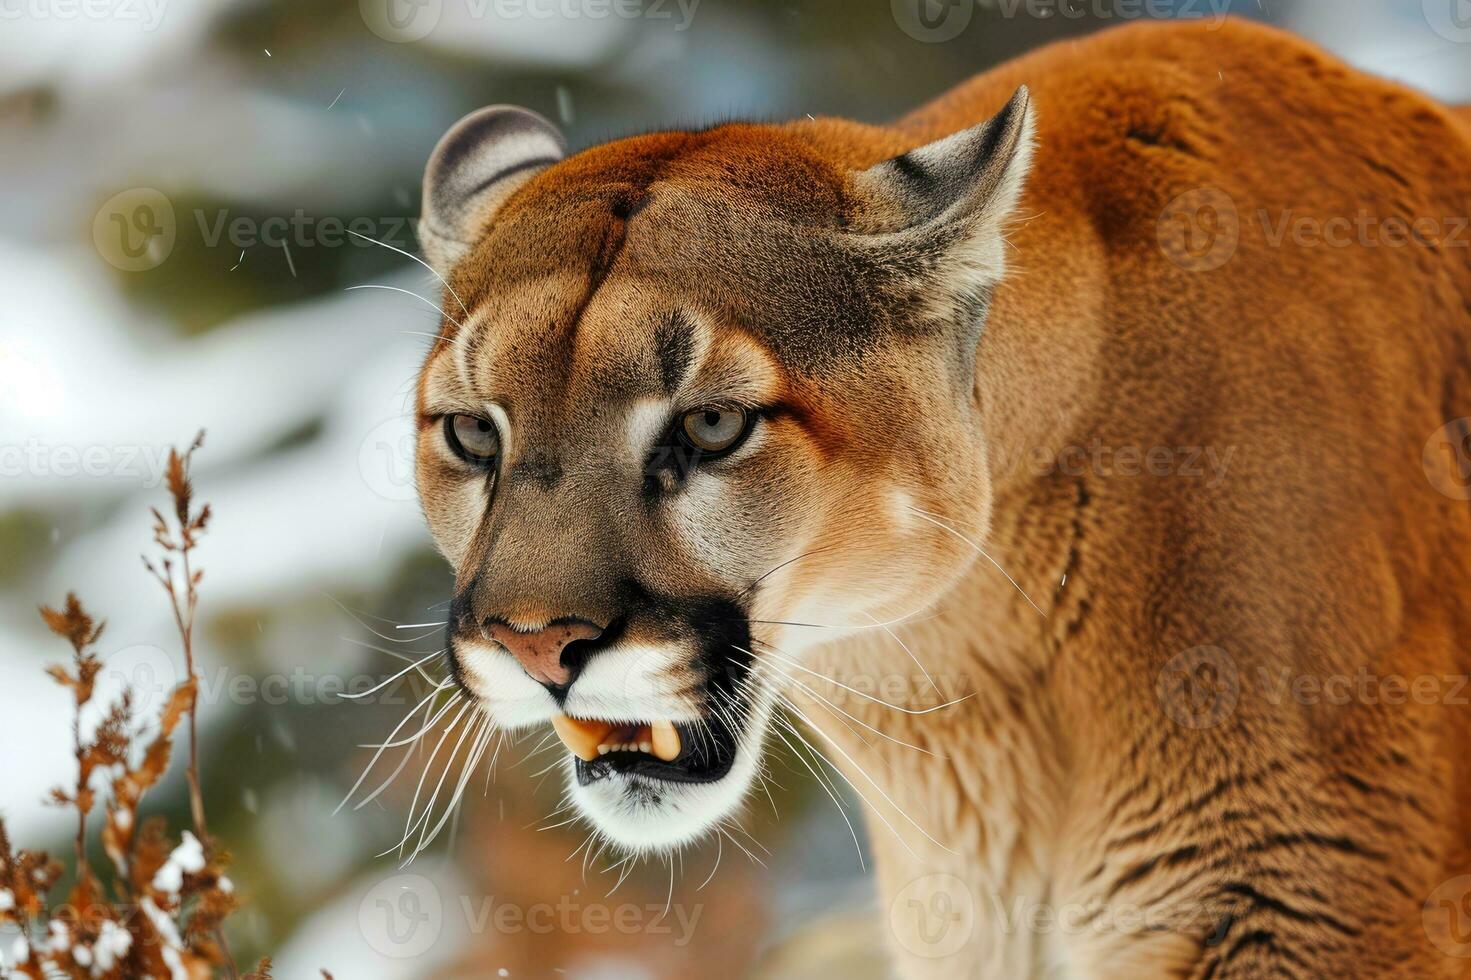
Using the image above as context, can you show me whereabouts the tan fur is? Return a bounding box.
[800,20,1471,979]
[415,18,1471,978]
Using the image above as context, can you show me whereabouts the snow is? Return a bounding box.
[94,919,133,973]
[151,831,206,895]
[0,241,438,843]
[271,863,475,979]
[0,0,229,97]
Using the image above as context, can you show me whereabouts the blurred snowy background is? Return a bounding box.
[1,0,1466,976]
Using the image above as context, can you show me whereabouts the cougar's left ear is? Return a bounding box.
[853,86,1035,292]
[420,105,566,275]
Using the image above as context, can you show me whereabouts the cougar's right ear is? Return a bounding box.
[419,106,566,275]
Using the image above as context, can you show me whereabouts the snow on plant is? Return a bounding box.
[0,434,278,980]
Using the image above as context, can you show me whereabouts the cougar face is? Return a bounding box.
[412,94,1034,851]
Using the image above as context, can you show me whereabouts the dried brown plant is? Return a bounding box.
[0,433,270,979]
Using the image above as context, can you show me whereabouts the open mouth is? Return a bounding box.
[551,714,739,785]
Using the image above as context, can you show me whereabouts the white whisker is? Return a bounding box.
[337,649,447,700]
[775,695,953,856]
[347,283,463,329]
[359,689,462,751]
[347,228,471,321]
[410,715,496,863]
[320,592,444,642]
[861,611,941,697]
[333,684,449,815]
[767,720,864,870]
[381,698,474,859]
[908,506,1046,617]
[749,656,944,758]
[758,646,973,716]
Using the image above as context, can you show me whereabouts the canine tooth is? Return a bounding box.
[650,720,681,762]
[551,715,610,762]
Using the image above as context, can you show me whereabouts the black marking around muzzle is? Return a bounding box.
[443,584,479,695]
[681,595,755,707]
[573,589,755,786]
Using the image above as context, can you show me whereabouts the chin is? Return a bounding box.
[566,700,773,854]
[453,631,777,856]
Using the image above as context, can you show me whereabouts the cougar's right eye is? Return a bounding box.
[444,414,499,464]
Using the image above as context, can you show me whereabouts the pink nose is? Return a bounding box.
[487,619,603,688]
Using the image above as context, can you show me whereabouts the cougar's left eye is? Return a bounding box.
[679,407,750,455]
[444,413,499,464]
